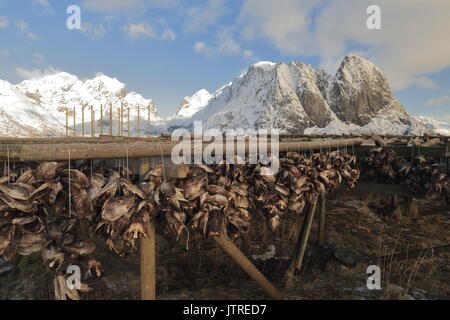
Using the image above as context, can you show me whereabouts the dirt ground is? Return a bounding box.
[1,190,449,300]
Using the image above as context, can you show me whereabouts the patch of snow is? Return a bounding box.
[252,61,277,71]
[411,116,450,136]
[172,89,212,120]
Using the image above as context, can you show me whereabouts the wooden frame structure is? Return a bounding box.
[0,136,365,300]
[1,135,447,300]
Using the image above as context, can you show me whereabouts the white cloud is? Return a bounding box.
[33,0,50,8]
[16,20,38,40]
[194,27,252,59]
[426,95,450,107]
[194,41,214,58]
[161,29,176,41]
[185,0,227,33]
[243,50,253,59]
[15,66,60,80]
[216,27,241,55]
[83,0,179,13]
[84,0,146,12]
[32,52,46,64]
[32,0,53,14]
[239,0,450,91]
[82,22,107,40]
[0,16,8,29]
[123,23,155,40]
[413,77,439,90]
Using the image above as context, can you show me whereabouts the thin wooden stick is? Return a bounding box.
[318,191,326,244]
[91,106,95,137]
[137,106,140,137]
[100,104,103,135]
[128,107,130,137]
[118,107,121,136]
[295,198,318,271]
[73,107,76,137]
[82,106,85,138]
[121,102,124,136]
[109,103,113,136]
[65,109,68,137]
[148,105,151,137]
[214,233,283,300]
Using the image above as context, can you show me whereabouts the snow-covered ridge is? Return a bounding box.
[0,80,65,137]
[171,89,212,120]
[168,55,448,136]
[411,116,450,136]
[11,72,163,136]
[0,55,448,137]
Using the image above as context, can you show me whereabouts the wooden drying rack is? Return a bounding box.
[0,134,447,299]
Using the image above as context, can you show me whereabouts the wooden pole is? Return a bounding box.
[82,106,85,138]
[294,198,318,271]
[65,109,68,137]
[73,107,76,137]
[128,107,130,137]
[137,106,140,137]
[100,104,103,135]
[213,234,283,300]
[0,139,364,162]
[318,191,326,244]
[139,158,156,300]
[118,107,121,136]
[121,102,124,137]
[148,106,151,137]
[109,103,113,136]
[91,106,95,138]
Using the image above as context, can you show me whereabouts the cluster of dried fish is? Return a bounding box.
[162,151,360,238]
[0,162,103,299]
[0,151,360,299]
[362,148,449,203]
[426,171,449,204]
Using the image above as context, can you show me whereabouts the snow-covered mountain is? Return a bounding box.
[411,116,450,136]
[5,72,163,137]
[0,55,448,137]
[171,89,212,120]
[0,79,65,137]
[168,55,444,136]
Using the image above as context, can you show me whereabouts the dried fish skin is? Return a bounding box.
[101,196,137,222]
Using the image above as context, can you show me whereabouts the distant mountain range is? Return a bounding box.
[0,55,448,137]
[0,72,161,137]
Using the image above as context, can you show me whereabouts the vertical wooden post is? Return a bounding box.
[73,107,76,137]
[137,106,140,137]
[318,191,326,244]
[100,104,103,135]
[82,106,85,138]
[127,107,130,137]
[109,103,113,136]
[139,158,156,300]
[118,107,121,136]
[148,106,151,137]
[65,109,69,137]
[91,106,95,138]
[120,102,124,137]
[295,199,318,271]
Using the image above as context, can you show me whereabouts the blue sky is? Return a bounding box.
[0,0,449,121]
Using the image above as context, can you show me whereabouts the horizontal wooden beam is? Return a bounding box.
[0,138,364,162]
[0,136,169,145]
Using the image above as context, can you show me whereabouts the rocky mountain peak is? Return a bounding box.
[330,54,408,126]
[168,55,422,135]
